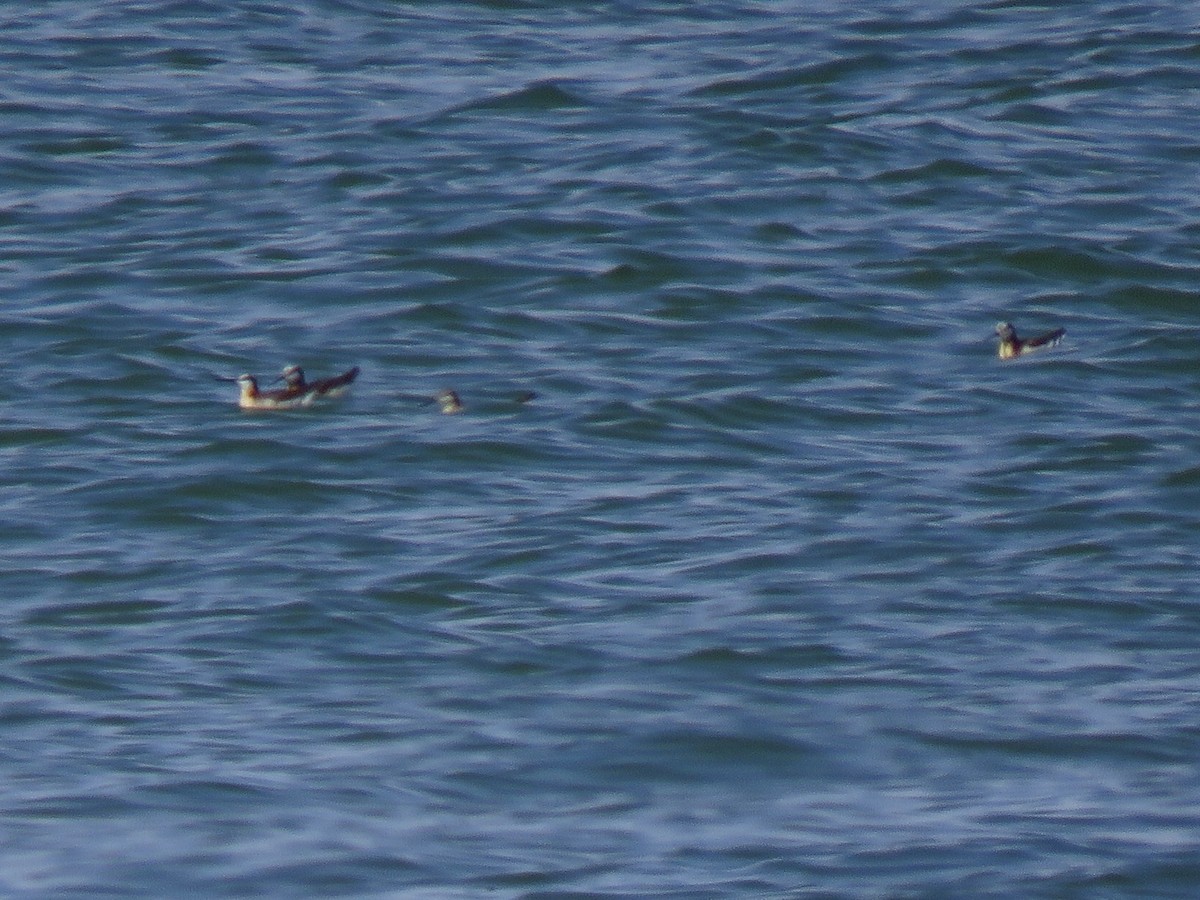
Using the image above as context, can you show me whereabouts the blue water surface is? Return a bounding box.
[2,1,1200,896]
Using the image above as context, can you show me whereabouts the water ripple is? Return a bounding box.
[2,0,1200,896]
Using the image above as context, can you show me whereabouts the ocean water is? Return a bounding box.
[3,1,1200,896]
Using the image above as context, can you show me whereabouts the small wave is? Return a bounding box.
[873,157,1004,185]
[451,80,588,116]
[690,52,893,98]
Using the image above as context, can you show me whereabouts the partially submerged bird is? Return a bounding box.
[428,389,536,413]
[227,365,359,410]
[995,321,1065,360]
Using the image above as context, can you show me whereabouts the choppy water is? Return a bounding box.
[3,1,1200,896]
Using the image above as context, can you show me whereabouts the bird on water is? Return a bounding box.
[275,364,360,400]
[435,389,463,414]
[228,365,359,410]
[995,321,1065,360]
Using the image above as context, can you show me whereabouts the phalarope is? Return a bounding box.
[435,389,463,414]
[275,364,360,400]
[233,373,313,410]
[995,321,1065,360]
[429,389,537,413]
[225,365,359,410]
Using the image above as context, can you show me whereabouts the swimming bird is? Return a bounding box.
[428,389,535,413]
[274,364,360,400]
[232,373,313,410]
[434,389,463,414]
[995,321,1065,360]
